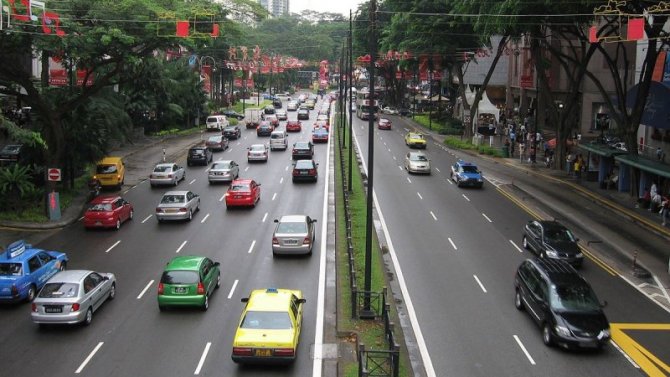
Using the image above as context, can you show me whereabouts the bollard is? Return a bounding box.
[162,148,166,162]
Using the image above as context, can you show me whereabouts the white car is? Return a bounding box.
[287,101,298,111]
[381,106,398,115]
[208,160,239,183]
[150,163,185,187]
[404,151,431,174]
[247,144,269,162]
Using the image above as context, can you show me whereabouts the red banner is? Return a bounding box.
[234,78,254,88]
[201,65,212,94]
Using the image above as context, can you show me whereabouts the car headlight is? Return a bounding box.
[597,329,610,340]
[545,250,558,258]
[555,325,571,337]
[576,252,584,258]
[477,178,483,182]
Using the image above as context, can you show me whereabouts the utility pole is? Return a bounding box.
[348,9,354,192]
[341,42,346,149]
[362,0,377,319]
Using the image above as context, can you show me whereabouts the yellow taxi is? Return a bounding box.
[94,157,125,188]
[231,288,305,364]
[405,132,427,149]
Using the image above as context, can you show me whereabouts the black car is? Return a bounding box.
[256,122,274,136]
[273,98,282,109]
[398,108,412,116]
[522,220,583,267]
[292,159,318,182]
[297,108,309,120]
[292,141,314,160]
[0,144,23,165]
[223,125,241,140]
[187,147,213,166]
[263,105,276,115]
[222,110,245,120]
[514,258,610,349]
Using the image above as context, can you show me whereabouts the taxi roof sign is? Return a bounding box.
[5,240,28,259]
[266,288,278,293]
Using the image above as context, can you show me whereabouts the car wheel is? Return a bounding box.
[514,289,524,311]
[522,236,529,250]
[202,295,209,311]
[157,217,163,223]
[129,209,134,220]
[115,219,121,230]
[83,308,93,326]
[108,283,116,300]
[173,178,178,186]
[188,210,193,221]
[26,285,36,302]
[58,262,66,272]
[542,323,554,346]
[215,274,221,289]
[158,305,167,312]
[187,161,192,167]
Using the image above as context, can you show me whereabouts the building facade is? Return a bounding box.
[258,0,289,17]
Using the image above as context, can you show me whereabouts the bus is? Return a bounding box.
[355,88,379,120]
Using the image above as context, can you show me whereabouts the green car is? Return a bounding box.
[157,256,221,311]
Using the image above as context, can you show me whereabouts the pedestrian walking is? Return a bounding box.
[661,196,669,226]
[519,142,526,163]
[566,151,575,176]
[574,155,582,179]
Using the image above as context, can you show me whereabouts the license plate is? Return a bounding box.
[44,306,62,313]
[300,171,308,175]
[580,341,598,348]
[166,209,178,213]
[174,287,187,294]
[285,239,299,245]
[235,195,243,199]
[95,221,102,225]
[254,349,272,357]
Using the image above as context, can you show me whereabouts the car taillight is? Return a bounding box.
[232,347,253,356]
[292,170,299,176]
[272,237,279,244]
[179,207,187,212]
[274,348,295,357]
[197,282,205,295]
[31,303,37,312]
[156,207,162,213]
[71,303,80,312]
[168,174,173,178]
[247,151,251,156]
[117,174,121,180]
[309,169,316,175]
[158,283,164,294]
[303,237,311,245]
[11,284,18,296]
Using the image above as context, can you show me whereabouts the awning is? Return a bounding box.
[625,81,670,130]
[615,154,670,179]
[578,143,628,158]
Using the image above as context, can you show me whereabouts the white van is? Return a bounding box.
[269,130,288,151]
[206,115,229,131]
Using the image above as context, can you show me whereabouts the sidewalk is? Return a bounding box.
[407,120,670,311]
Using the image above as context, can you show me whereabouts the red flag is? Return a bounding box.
[589,26,598,43]
[627,18,644,41]
[211,24,219,37]
[176,21,189,37]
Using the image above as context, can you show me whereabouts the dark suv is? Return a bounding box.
[522,220,583,267]
[514,258,610,349]
[187,147,213,166]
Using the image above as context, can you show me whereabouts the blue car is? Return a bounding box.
[450,160,484,188]
[0,240,69,303]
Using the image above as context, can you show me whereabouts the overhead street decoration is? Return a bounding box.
[588,0,670,43]
[1,0,66,36]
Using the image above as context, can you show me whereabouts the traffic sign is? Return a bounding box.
[47,168,61,182]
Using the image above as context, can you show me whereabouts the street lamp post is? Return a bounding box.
[348,9,354,192]
[199,56,217,102]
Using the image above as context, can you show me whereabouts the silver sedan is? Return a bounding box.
[208,160,240,184]
[404,151,431,174]
[247,144,269,162]
[156,190,200,222]
[150,163,185,187]
[31,270,116,326]
[272,215,317,256]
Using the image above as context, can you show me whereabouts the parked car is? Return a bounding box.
[292,160,318,183]
[31,270,116,326]
[272,215,317,255]
[150,163,185,187]
[247,144,269,162]
[223,125,242,140]
[205,135,229,151]
[158,256,220,311]
[225,179,261,208]
[187,147,213,166]
[155,190,200,222]
[522,220,583,267]
[286,120,302,132]
[83,196,133,230]
[404,151,431,174]
[208,160,239,184]
[292,141,314,160]
[514,258,610,349]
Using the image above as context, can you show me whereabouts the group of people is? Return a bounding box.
[638,183,670,226]
[565,152,586,179]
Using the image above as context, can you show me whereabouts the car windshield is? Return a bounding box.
[550,282,601,312]
[295,143,310,149]
[89,203,113,212]
[96,164,117,174]
[208,136,221,142]
[230,184,250,192]
[271,133,284,139]
[1,145,21,153]
[241,311,293,329]
[0,262,23,276]
[153,165,172,173]
[277,221,308,233]
[190,149,204,155]
[212,162,231,169]
[206,117,219,123]
[544,227,576,242]
[161,194,185,204]
[410,154,428,162]
[39,282,79,298]
[224,127,235,132]
[250,145,265,151]
[295,161,313,169]
[410,134,424,140]
[461,165,478,173]
[161,270,199,285]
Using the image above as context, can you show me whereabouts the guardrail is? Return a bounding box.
[337,110,401,376]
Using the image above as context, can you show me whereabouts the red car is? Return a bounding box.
[83,196,133,230]
[225,179,261,209]
[312,127,329,143]
[313,120,329,131]
[378,118,392,130]
[286,120,302,132]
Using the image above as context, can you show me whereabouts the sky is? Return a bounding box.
[290,0,364,16]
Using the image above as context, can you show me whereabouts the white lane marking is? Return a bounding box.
[473,275,487,293]
[610,339,640,368]
[383,142,387,146]
[388,148,391,152]
[105,240,121,253]
[228,279,239,299]
[247,240,256,254]
[407,177,412,184]
[393,156,397,161]
[513,335,536,365]
[78,216,84,221]
[446,178,453,185]
[189,178,196,185]
[244,166,249,171]
[448,237,457,250]
[272,192,277,201]
[435,167,441,173]
[482,213,492,223]
[262,212,268,222]
[141,214,152,223]
[280,177,284,184]
[176,240,188,253]
[398,165,403,170]
[219,194,225,202]
[285,165,289,171]
[510,240,523,253]
[194,342,211,375]
[75,342,104,374]
[201,213,210,223]
[417,192,423,200]
[137,280,154,299]
[462,194,470,202]
[430,211,437,221]
[227,148,233,153]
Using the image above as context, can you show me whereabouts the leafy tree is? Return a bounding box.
[0,163,36,213]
